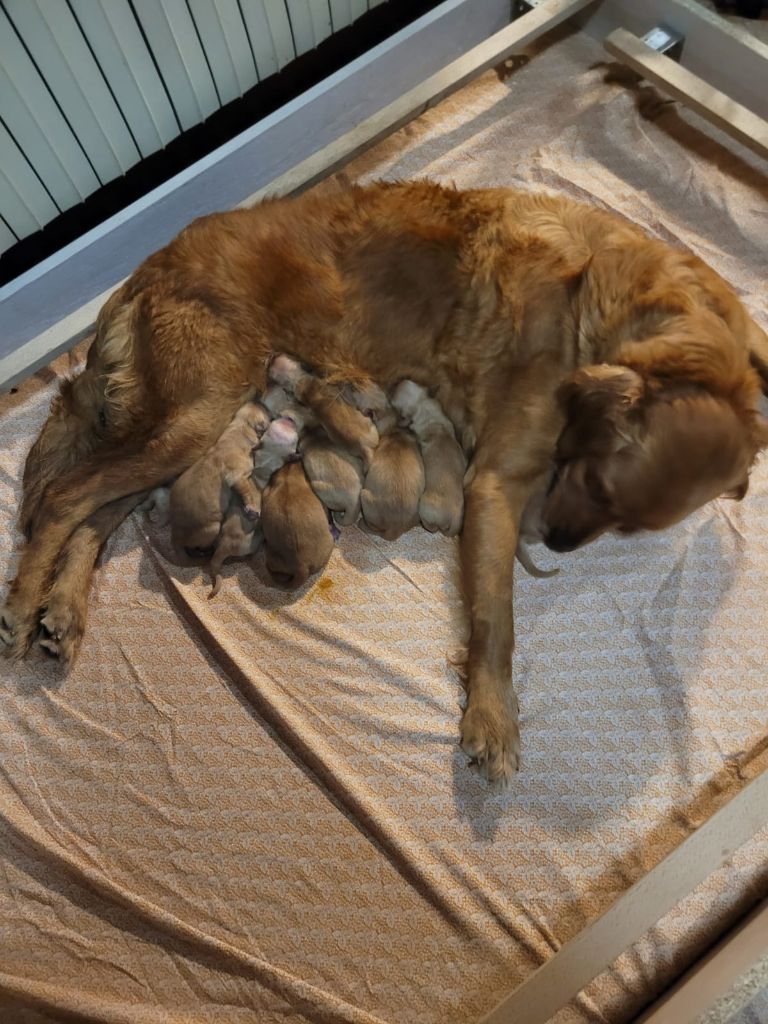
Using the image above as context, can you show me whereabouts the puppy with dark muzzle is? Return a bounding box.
[360,410,425,541]
[260,460,337,589]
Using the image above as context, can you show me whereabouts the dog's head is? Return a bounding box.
[540,361,766,552]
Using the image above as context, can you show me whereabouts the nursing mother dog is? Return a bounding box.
[5,181,768,785]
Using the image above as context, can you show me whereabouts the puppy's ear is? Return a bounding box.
[556,365,645,458]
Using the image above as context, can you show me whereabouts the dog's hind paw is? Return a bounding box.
[38,603,84,665]
[460,698,520,785]
[0,599,37,660]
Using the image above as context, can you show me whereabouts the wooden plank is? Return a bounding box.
[579,0,768,121]
[637,899,768,1024]
[4,0,139,182]
[0,0,517,377]
[187,0,259,103]
[69,0,179,156]
[0,7,99,208]
[0,121,59,237]
[604,27,768,160]
[480,771,768,1024]
[131,0,220,129]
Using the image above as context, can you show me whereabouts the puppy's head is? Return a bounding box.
[541,364,765,552]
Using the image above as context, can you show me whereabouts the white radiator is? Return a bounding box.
[0,0,387,255]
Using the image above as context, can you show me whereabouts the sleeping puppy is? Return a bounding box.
[391,379,466,536]
[169,401,269,556]
[360,410,425,541]
[261,385,317,435]
[260,460,336,589]
[268,354,382,468]
[208,500,263,598]
[300,428,364,526]
[251,416,300,491]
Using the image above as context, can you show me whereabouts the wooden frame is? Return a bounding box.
[0,0,766,1019]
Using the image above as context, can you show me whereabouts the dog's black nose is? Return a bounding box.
[544,528,579,553]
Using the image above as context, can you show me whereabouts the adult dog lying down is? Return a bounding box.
[5,180,768,784]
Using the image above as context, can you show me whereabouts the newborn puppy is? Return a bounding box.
[260,460,335,589]
[391,380,466,536]
[268,354,380,468]
[252,416,300,491]
[169,401,269,555]
[262,385,317,435]
[301,429,364,525]
[208,500,263,598]
[360,410,425,541]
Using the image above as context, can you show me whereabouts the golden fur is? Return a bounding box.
[5,180,768,783]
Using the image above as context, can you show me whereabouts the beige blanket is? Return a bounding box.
[1,27,767,1024]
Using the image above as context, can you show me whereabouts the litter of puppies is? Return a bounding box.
[148,354,553,596]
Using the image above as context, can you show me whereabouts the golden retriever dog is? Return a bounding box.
[391,379,466,536]
[360,409,426,540]
[260,460,336,589]
[168,400,269,555]
[300,428,364,526]
[6,180,768,783]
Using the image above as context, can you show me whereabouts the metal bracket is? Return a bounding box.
[513,0,541,17]
[642,23,685,61]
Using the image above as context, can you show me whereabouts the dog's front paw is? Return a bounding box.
[38,600,84,665]
[460,698,520,785]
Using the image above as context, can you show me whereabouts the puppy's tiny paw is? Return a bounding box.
[460,700,520,785]
[0,599,36,660]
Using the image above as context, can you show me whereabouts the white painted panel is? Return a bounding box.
[308,0,334,46]
[285,0,316,55]
[0,8,99,207]
[0,218,17,257]
[239,0,277,79]
[261,0,299,70]
[132,0,220,129]
[69,0,180,155]
[351,0,367,20]
[4,0,139,182]
[329,0,353,31]
[0,122,58,237]
[369,0,387,8]
[187,0,259,103]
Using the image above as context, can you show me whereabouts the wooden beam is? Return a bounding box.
[479,770,768,1024]
[579,0,768,121]
[604,27,768,161]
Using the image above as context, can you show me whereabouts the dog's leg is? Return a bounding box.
[230,475,262,521]
[458,467,535,785]
[2,402,235,658]
[38,494,145,664]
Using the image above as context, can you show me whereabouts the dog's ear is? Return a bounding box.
[556,365,645,459]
